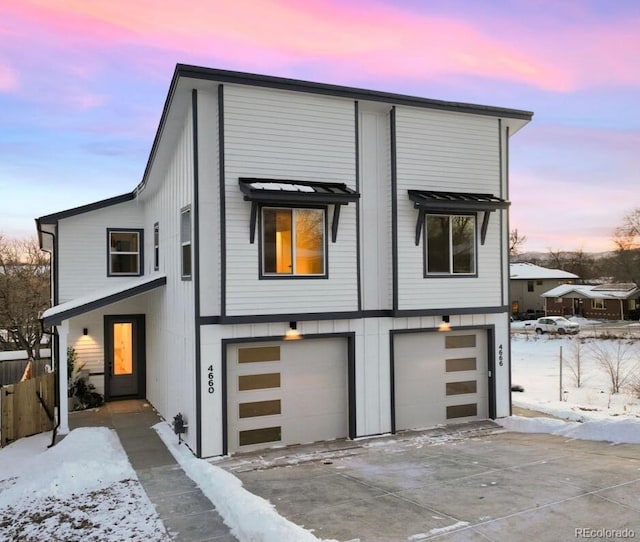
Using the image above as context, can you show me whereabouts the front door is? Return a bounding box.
[104,315,145,400]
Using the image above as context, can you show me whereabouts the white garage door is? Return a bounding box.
[394,329,489,431]
[227,338,348,453]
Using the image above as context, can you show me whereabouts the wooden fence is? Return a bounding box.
[0,358,51,388]
[1,372,55,447]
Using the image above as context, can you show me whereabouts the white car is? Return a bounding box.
[535,316,580,335]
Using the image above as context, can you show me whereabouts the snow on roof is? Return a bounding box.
[541,283,640,299]
[42,273,167,325]
[510,262,579,280]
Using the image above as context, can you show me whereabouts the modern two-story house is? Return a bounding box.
[37,65,532,458]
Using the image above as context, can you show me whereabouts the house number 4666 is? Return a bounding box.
[207,365,215,394]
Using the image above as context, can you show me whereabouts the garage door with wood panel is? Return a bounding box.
[394,329,489,431]
[226,338,348,453]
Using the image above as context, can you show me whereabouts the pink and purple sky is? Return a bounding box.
[1,0,638,252]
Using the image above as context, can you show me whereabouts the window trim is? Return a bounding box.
[181,206,192,281]
[591,298,606,310]
[423,213,477,278]
[153,222,159,271]
[106,228,144,277]
[258,204,328,280]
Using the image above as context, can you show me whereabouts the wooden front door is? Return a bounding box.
[104,315,145,400]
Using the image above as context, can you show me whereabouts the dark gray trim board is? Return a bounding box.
[198,306,510,326]
[220,331,357,457]
[218,84,226,318]
[43,276,167,325]
[192,89,203,458]
[354,100,362,312]
[390,107,398,312]
[37,193,135,225]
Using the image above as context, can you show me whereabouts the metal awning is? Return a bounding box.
[408,190,510,245]
[239,178,359,243]
[42,274,166,326]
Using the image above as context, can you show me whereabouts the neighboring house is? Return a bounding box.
[509,263,578,319]
[37,64,532,458]
[542,283,640,321]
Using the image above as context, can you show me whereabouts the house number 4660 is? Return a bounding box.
[207,365,215,394]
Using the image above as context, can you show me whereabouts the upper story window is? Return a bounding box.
[262,207,326,276]
[425,214,475,276]
[153,222,159,271]
[181,207,192,280]
[527,281,535,292]
[108,229,143,276]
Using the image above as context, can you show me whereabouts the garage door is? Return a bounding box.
[394,329,489,431]
[226,338,348,453]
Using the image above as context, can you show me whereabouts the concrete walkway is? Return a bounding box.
[69,400,236,542]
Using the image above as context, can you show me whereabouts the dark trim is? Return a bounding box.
[389,332,396,434]
[221,331,357,456]
[43,276,167,325]
[218,84,226,318]
[389,324,497,432]
[499,119,505,310]
[173,64,534,120]
[106,228,144,278]
[422,213,479,278]
[197,305,509,326]
[37,193,135,224]
[257,205,329,280]
[354,101,362,313]
[53,230,59,306]
[390,107,398,312]
[192,89,203,458]
[103,314,146,402]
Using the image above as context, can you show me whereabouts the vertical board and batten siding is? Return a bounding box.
[142,107,197,451]
[359,107,393,311]
[223,85,358,316]
[57,201,144,303]
[394,107,503,310]
[196,90,221,317]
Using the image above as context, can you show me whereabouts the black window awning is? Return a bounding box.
[408,190,510,246]
[239,178,360,243]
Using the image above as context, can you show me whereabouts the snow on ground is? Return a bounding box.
[0,427,169,542]
[2,324,640,542]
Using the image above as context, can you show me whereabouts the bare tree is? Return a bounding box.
[589,340,639,394]
[509,229,527,258]
[612,208,640,288]
[565,338,586,387]
[0,234,51,359]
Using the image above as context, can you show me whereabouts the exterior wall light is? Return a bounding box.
[438,315,451,332]
[83,328,88,336]
[284,321,302,340]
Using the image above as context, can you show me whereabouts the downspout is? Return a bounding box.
[39,229,61,448]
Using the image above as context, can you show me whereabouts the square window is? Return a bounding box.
[425,214,475,276]
[108,230,143,276]
[262,207,326,276]
[592,298,606,310]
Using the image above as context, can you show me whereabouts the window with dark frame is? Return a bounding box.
[153,222,159,271]
[527,281,534,292]
[262,207,326,276]
[181,207,192,280]
[108,230,142,276]
[425,214,475,275]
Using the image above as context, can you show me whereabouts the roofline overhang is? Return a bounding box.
[43,275,166,326]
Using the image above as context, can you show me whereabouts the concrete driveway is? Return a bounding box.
[218,422,640,541]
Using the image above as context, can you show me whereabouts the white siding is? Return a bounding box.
[57,201,144,303]
[394,107,504,310]
[197,89,221,316]
[223,86,358,316]
[359,107,392,311]
[142,107,197,451]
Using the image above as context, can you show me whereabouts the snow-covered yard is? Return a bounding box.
[2,322,640,541]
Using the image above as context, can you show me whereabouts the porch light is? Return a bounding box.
[438,315,451,332]
[284,321,302,340]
